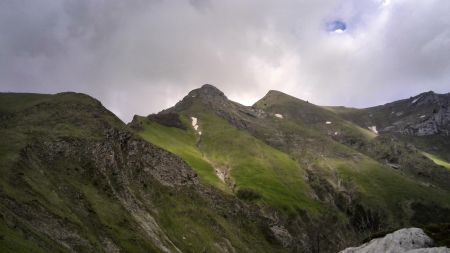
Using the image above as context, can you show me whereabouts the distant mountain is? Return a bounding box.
[1,86,449,253]
[331,91,450,136]
[329,91,450,163]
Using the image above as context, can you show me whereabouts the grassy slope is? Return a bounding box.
[424,153,450,170]
[0,93,164,252]
[195,110,320,213]
[255,90,377,141]
[253,91,450,222]
[138,89,450,229]
[136,111,321,214]
[136,115,227,191]
[331,158,450,217]
[0,93,279,253]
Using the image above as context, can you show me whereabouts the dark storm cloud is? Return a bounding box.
[1,0,449,121]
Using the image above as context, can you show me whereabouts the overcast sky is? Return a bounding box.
[1,0,450,122]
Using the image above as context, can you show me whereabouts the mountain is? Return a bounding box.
[330,91,450,136]
[329,91,450,163]
[0,92,282,253]
[131,85,450,251]
[1,86,449,252]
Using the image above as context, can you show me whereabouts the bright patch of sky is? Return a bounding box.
[327,20,347,33]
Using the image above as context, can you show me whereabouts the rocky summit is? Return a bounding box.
[1,87,450,253]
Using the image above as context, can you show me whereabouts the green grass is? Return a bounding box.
[136,110,322,214]
[81,184,164,253]
[0,220,62,253]
[136,115,227,191]
[195,111,320,213]
[328,157,450,222]
[424,152,450,170]
[137,183,281,253]
[0,92,287,252]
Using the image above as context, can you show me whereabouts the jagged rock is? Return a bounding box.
[147,112,187,129]
[340,228,450,253]
[270,225,293,248]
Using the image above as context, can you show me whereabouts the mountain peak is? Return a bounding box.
[185,84,228,103]
[254,89,307,108]
[159,84,229,114]
[266,89,286,96]
[193,84,226,98]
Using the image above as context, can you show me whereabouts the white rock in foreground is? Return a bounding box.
[340,228,450,253]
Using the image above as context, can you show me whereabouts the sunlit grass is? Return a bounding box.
[423,152,450,170]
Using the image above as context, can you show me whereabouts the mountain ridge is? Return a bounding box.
[131,84,450,251]
[1,86,450,252]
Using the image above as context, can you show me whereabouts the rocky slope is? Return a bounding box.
[331,91,450,137]
[331,91,450,161]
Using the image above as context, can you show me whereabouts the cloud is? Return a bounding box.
[0,0,449,121]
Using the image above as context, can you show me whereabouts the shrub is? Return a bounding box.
[236,188,261,201]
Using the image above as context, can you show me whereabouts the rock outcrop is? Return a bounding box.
[338,91,450,137]
[340,228,450,253]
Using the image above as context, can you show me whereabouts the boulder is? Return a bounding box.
[340,228,450,253]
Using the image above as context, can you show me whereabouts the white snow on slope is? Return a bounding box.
[274,113,283,119]
[412,96,422,104]
[191,117,201,135]
[326,121,332,124]
[368,126,378,134]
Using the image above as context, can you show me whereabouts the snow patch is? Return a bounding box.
[412,96,421,104]
[334,132,339,136]
[215,169,226,182]
[368,126,378,134]
[274,113,283,119]
[326,121,332,125]
[191,117,201,135]
[420,115,426,118]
